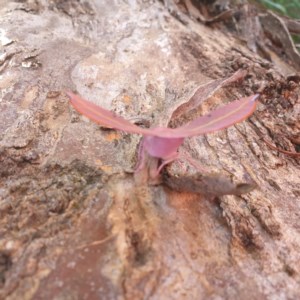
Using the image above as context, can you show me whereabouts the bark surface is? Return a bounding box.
[0,1,299,299]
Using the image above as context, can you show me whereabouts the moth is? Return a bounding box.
[67,90,259,183]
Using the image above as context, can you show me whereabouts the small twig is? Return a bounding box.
[76,234,115,250]
[263,138,300,157]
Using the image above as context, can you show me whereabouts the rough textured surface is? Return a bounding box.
[0,0,299,299]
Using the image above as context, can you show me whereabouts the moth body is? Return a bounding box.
[67,90,259,179]
[143,135,184,160]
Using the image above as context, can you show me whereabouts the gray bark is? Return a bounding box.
[0,1,299,299]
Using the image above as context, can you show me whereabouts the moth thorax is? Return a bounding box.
[143,136,184,160]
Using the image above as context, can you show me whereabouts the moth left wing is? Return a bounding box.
[67,92,152,135]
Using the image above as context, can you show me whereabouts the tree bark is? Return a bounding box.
[0,1,299,299]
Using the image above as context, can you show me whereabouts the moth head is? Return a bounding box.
[143,135,184,160]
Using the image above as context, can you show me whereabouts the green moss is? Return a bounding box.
[257,0,300,46]
[257,0,300,19]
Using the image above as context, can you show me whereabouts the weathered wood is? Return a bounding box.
[0,1,299,299]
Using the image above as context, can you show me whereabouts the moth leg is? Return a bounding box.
[148,157,161,182]
[178,148,209,173]
[134,138,146,172]
[152,152,180,178]
[134,138,152,184]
